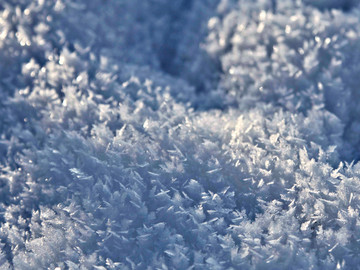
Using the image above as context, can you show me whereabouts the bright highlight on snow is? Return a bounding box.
[0,0,360,269]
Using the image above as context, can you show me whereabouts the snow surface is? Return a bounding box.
[1,0,360,269]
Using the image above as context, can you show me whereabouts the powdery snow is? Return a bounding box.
[0,0,360,269]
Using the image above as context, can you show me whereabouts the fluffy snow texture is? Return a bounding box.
[2,0,360,269]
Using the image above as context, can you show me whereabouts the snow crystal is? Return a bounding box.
[1,0,360,269]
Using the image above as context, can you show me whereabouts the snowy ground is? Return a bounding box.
[1,0,360,269]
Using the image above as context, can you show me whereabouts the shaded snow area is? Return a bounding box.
[2,0,360,269]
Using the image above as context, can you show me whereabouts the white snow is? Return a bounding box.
[0,0,360,269]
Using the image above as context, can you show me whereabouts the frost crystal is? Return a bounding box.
[1,0,360,269]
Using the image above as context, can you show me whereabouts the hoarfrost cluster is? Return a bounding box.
[1,0,360,269]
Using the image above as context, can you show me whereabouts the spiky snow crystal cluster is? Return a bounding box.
[1,0,360,269]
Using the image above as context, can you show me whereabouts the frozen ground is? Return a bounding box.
[1,0,360,269]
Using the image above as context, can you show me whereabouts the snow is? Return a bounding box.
[1,0,360,269]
